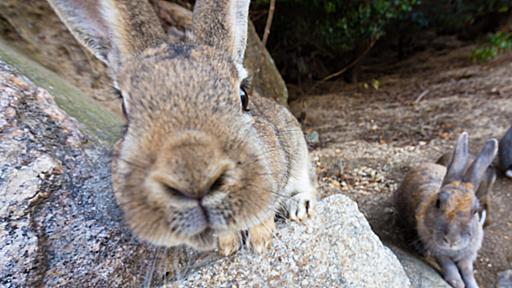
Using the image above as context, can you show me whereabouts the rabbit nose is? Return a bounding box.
[443,235,456,247]
[161,172,226,201]
[162,183,202,200]
[442,235,460,247]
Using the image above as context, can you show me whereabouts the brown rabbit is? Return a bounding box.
[395,132,498,288]
[48,0,317,255]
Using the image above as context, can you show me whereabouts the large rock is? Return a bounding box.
[0,61,162,287]
[0,39,123,144]
[244,22,289,105]
[166,195,411,287]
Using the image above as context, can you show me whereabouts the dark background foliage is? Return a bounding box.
[250,0,512,84]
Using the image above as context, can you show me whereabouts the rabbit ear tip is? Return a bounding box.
[459,132,469,140]
[486,139,499,155]
[457,132,469,146]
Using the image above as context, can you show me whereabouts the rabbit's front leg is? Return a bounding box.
[458,257,479,288]
[438,256,464,288]
[284,161,317,221]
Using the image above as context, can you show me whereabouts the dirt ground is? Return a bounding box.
[290,36,512,287]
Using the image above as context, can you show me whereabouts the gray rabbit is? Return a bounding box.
[395,132,498,288]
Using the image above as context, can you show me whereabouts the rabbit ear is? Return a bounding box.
[475,167,495,227]
[48,0,166,70]
[475,167,496,199]
[48,0,110,64]
[192,0,250,78]
[443,132,470,185]
[463,138,498,189]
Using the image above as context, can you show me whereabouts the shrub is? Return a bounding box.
[416,0,512,33]
[251,0,418,82]
[251,0,512,82]
[471,32,512,62]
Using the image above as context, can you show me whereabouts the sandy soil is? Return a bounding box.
[290,37,512,287]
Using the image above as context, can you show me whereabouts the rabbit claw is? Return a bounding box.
[285,189,316,222]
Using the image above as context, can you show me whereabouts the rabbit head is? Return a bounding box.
[417,133,498,254]
[436,148,497,228]
[49,0,285,250]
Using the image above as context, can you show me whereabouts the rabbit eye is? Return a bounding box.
[435,199,441,209]
[209,175,225,192]
[240,78,251,112]
[240,87,249,111]
[113,88,128,117]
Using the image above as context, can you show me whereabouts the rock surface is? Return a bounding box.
[390,246,450,288]
[244,22,289,105]
[0,39,123,144]
[0,61,161,287]
[166,195,411,287]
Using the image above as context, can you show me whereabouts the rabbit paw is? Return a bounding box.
[218,217,275,255]
[247,217,275,254]
[284,161,317,222]
[218,231,242,256]
[445,278,464,288]
[285,188,317,222]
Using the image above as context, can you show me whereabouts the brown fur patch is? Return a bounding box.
[443,181,474,219]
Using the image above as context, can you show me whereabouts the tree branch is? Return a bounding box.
[262,0,276,47]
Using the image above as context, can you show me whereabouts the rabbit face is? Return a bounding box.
[112,45,279,249]
[421,182,482,253]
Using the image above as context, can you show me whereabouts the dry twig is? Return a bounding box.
[322,39,376,81]
[414,90,429,103]
[262,0,276,46]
